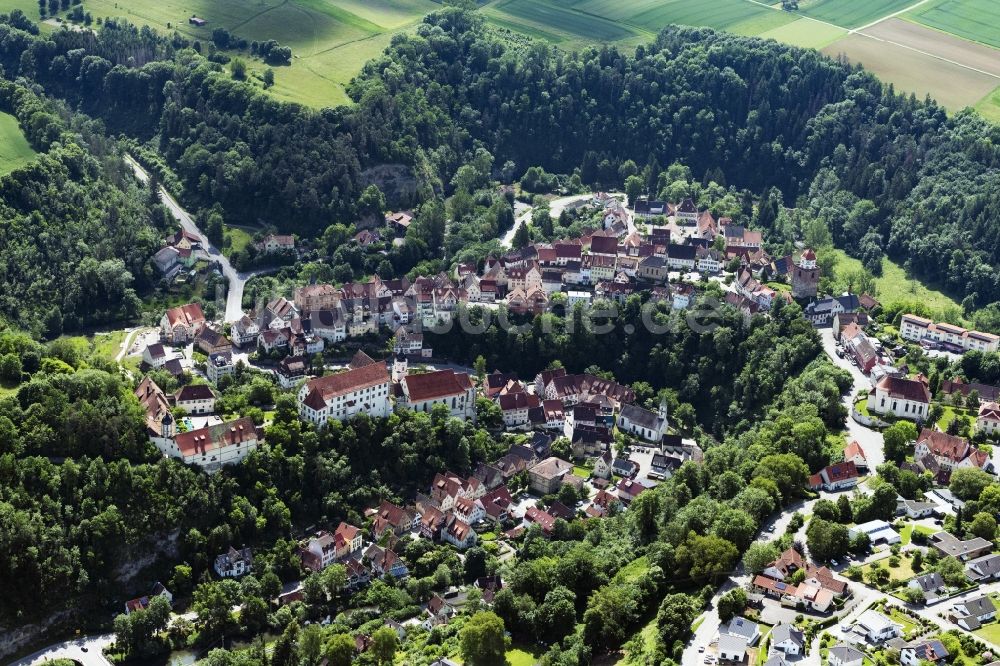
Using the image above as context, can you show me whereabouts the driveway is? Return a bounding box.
[8,634,115,666]
[125,156,272,323]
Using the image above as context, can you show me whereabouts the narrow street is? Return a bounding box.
[124,155,269,323]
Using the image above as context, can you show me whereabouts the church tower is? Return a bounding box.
[792,248,820,299]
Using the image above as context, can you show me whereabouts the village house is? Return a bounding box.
[142,343,170,369]
[828,644,864,666]
[161,417,259,473]
[965,553,1000,582]
[769,624,805,656]
[666,243,696,271]
[385,211,413,235]
[897,498,937,519]
[174,384,216,415]
[951,595,997,630]
[849,519,901,546]
[915,429,993,472]
[300,524,362,572]
[867,374,931,421]
[855,610,902,643]
[195,325,232,356]
[422,594,455,630]
[231,315,260,347]
[294,283,340,313]
[528,457,573,495]
[908,572,946,603]
[442,515,477,549]
[276,356,309,389]
[978,402,1000,435]
[931,531,993,561]
[206,351,234,385]
[215,546,252,578]
[160,303,206,344]
[900,640,949,666]
[498,391,541,429]
[257,234,295,254]
[843,440,868,471]
[372,501,417,537]
[807,462,859,492]
[124,583,172,615]
[298,351,391,424]
[365,546,409,579]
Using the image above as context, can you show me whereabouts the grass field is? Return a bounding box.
[795,0,916,29]
[0,111,36,176]
[907,0,1000,49]
[758,17,847,48]
[827,249,964,317]
[976,86,1000,123]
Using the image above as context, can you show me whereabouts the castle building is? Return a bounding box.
[791,248,820,299]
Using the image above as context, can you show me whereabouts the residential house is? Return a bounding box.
[525,506,557,536]
[807,462,859,492]
[721,617,760,646]
[159,417,258,472]
[908,572,946,603]
[769,624,804,656]
[371,501,416,537]
[498,392,541,429]
[649,453,682,480]
[276,356,309,389]
[442,515,477,549]
[897,498,937,519]
[867,374,931,421]
[385,211,413,235]
[951,595,997,630]
[966,553,1000,582]
[916,429,993,472]
[616,478,646,504]
[593,450,613,480]
[195,325,232,356]
[174,384,216,414]
[843,440,868,472]
[931,531,993,561]
[206,351,234,384]
[528,457,572,495]
[160,303,205,344]
[978,402,1000,436]
[124,583,172,615]
[365,546,409,579]
[298,351,391,424]
[849,520,901,546]
[718,635,747,663]
[900,640,949,666]
[142,343,169,369]
[294,284,340,313]
[636,255,668,283]
[231,315,260,347]
[528,400,566,431]
[666,243,696,271]
[214,547,252,578]
[422,594,455,630]
[855,609,902,643]
[828,644,864,666]
[611,458,639,478]
[900,314,1000,353]
[258,234,295,254]
[696,246,723,274]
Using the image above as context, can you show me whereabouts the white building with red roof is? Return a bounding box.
[978,402,1000,436]
[843,440,868,471]
[297,351,391,424]
[396,369,477,421]
[162,417,258,472]
[159,302,206,344]
[867,374,931,421]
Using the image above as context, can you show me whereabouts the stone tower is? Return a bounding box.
[391,353,408,383]
[792,248,819,299]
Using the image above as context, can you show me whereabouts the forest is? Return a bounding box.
[1,8,999,310]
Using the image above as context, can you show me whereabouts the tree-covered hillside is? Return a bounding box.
[2,9,1000,308]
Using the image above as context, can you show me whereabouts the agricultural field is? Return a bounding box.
[0,111,36,176]
[795,0,915,29]
[821,22,1000,111]
[906,0,1000,49]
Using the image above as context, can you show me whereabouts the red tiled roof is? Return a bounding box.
[918,428,969,462]
[165,303,205,328]
[404,370,472,402]
[304,360,388,403]
[844,440,866,462]
[876,375,931,403]
[174,417,256,457]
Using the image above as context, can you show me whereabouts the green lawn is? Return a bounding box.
[886,607,920,638]
[796,0,916,29]
[827,248,964,318]
[898,522,936,545]
[507,647,544,666]
[859,554,915,583]
[224,225,254,256]
[907,0,1000,49]
[936,405,976,432]
[573,465,592,478]
[0,111,37,176]
[974,622,1000,647]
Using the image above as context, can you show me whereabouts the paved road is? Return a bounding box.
[7,634,115,666]
[819,328,886,471]
[125,156,269,323]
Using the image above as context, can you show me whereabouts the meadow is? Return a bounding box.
[0,111,36,176]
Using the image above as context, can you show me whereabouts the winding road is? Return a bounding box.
[7,633,115,666]
[124,156,268,323]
